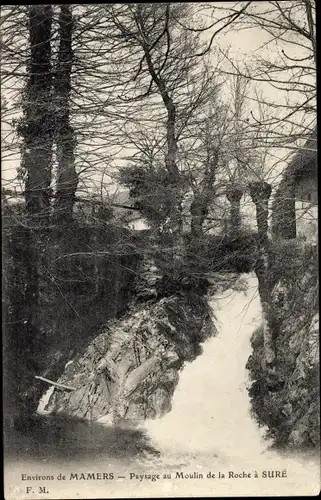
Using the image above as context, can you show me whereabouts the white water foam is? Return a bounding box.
[145,273,267,464]
[144,274,320,493]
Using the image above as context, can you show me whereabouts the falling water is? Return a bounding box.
[143,273,320,495]
[145,273,267,464]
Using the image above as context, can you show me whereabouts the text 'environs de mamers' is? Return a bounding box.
[21,473,115,481]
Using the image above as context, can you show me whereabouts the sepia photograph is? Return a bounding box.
[1,1,319,498]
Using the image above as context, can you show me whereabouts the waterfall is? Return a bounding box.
[144,273,269,464]
[144,273,319,479]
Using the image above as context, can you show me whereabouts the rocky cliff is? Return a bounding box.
[247,241,319,449]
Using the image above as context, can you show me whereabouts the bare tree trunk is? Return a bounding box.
[271,175,297,240]
[249,181,276,369]
[53,5,77,224]
[190,192,212,238]
[137,7,182,240]
[20,5,54,223]
[141,41,184,276]
[226,185,243,235]
[304,0,316,63]
[14,6,54,418]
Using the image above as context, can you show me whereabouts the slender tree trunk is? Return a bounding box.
[141,38,183,253]
[249,181,276,369]
[226,185,243,235]
[164,100,185,279]
[304,0,316,64]
[271,176,297,239]
[156,85,183,242]
[163,94,184,247]
[153,95,184,274]
[190,152,219,238]
[53,5,77,224]
[190,195,209,238]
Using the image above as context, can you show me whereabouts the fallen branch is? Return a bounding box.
[35,375,76,392]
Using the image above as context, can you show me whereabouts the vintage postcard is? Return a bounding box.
[2,2,319,498]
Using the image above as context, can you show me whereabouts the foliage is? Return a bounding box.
[119,164,184,231]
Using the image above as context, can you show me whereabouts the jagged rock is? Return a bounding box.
[47,290,214,424]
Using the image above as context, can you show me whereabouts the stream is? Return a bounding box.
[4,274,320,498]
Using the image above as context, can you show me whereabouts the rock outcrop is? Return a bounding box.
[46,289,214,424]
[247,241,319,449]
